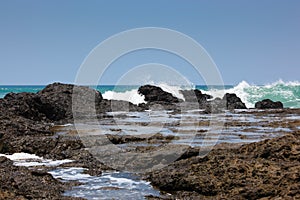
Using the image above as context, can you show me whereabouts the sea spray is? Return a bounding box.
[204,81,251,107]
[102,89,146,105]
[200,80,300,108]
[103,82,193,104]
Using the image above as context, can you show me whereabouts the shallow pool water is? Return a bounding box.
[49,168,160,200]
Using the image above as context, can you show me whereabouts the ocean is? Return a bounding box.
[0,80,299,108]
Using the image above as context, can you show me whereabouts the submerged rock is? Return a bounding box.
[255,99,283,109]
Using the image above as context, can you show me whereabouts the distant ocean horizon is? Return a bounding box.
[0,80,299,108]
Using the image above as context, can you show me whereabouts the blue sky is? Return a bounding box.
[0,0,299,85]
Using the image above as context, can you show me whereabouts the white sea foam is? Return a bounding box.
[49,167,92,181]
[103,82,192,105]
[103,89,146,105]
[205,80,300,108]
[206,81,253,107]
[0,152,42,160]
[0,152,73,167]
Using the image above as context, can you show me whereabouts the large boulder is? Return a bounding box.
[223,93,247,109]
[39,82,103,121]
[138,85,181,104]
[255,99,283,109]
[3,82,104,122]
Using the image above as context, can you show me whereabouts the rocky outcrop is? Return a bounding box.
[3,82,104,122]
[39,82,103,121]
[255,99,284,109]
[223,93,247,109]
[204,93,247,113]
[138,85,181,104]
[146,130,300,199]
[179,89,212,108]
[2,83,144,123]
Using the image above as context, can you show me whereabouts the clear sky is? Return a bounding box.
[0,0,299,85]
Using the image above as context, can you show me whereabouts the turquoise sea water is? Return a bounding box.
[0,80,299,108]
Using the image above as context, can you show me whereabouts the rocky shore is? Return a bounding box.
[146,128,300,199]
[0,82,299,199]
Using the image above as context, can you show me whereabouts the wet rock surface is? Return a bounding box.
[106,133,179,145]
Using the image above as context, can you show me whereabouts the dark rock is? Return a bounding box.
[255,99,283,109]
[147,101,179,111]
[146,130,300,199]
[3,82,104,122]
[204,98,225,113]
[0,132,3,152]
[0,156,81,199]
[180,89,212,109]
[204,93,247,113]
[99,99,143,113]
[138,85,181,104]
[223,93,247,109]
[180,89,212,102]
[106,133,178,145]
[4,92,48,121]
[39,82,103,121]
[176,147,201,161]
[106,134,145,144]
